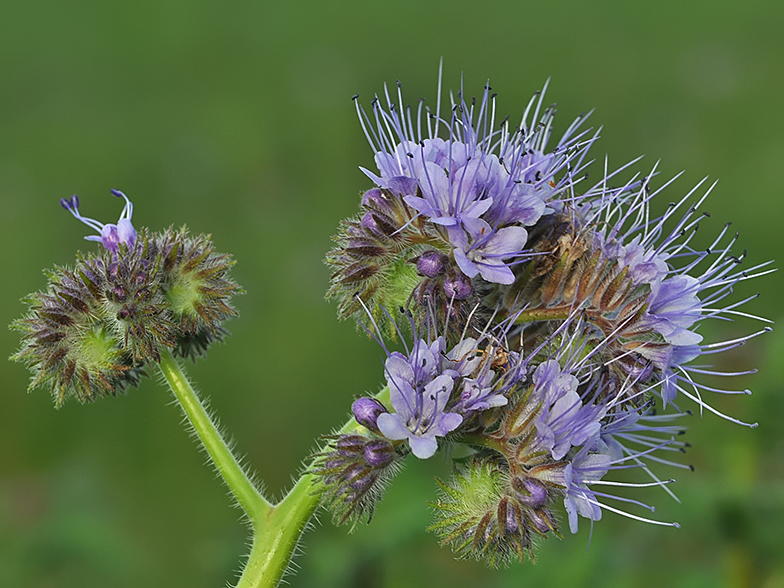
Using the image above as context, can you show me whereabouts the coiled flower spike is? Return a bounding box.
[319,73,772,568]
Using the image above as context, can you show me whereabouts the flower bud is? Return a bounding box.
[429,458,558,566]
[11,255,147,407]
[360,211,397,239]
[11,196,244,405]
[443,269,473,300]
[158,228,242,359]
[363,439,395,468]
[511,475,548,508]
[311,434,403,529]
[415,250,448,278]
[361,188,394,214]
[352,397,388,433]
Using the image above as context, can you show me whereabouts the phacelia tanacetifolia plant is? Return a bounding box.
[10,73,773,587]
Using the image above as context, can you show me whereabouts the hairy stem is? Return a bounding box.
[243,386,390,587]
[160,350,390,587]
[159,351,271,520]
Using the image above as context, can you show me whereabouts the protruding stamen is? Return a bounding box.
[61,190,137,253]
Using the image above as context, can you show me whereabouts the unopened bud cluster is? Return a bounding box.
[312,432,402,528]
[12,192,241,407]
[318,78,771,565]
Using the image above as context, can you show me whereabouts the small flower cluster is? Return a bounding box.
[11,191,242,407]
[319,77,771,565]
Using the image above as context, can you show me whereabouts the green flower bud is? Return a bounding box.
[11,256,146,407]
[326,185,451,339]
[428,458,559,567]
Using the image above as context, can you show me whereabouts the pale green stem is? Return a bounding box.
[158,351,271,520]
[159,350,390,588]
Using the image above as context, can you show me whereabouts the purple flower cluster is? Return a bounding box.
[353,334,522,459]
[14,191,242,406]
[356,80,595,285]
[321,74,770,562]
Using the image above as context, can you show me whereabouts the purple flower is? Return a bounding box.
[561,450,611,534]
[454,371,509,414]
[530,360,605,460]
[642,275,703,346]
[449,220,529,285]
[444,336,522,414]
[60,190,136,253]
[376,339,462,459]
[585,173,772,419]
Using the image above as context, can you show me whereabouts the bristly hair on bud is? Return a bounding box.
[10,257,147,407]
[311,433,404,530]
[11,192,243,406]
[428,458,560,567]
[159,227,243,360]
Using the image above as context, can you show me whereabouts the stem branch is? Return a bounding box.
[160,350,390,587]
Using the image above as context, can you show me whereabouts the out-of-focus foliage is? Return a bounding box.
[1,1,782,587]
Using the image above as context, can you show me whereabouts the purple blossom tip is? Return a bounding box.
[60,195,79,211]
[363,439,395,468]
[415,251,448,278]
[378,344,462,459]
[443,269,472,300]
[352,397,388,433]
[61,190,137,253]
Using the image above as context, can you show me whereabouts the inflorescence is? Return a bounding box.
[319,76,773,565]
[11,190,242,407]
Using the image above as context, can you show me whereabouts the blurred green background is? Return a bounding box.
[1,1,782,587]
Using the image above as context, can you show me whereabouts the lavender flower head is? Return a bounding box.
[60,189,136,253]
[320,72,771,566]
[13,192,242,405]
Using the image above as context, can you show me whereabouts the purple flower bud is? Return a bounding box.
[364,439,395,468]
[112,285,127,302]
[361,188,391,212]
[503,500,521,534]
[512,476,549,508]
[415,251,448,278]
[361,211,397,238]
[527,509,553,534]
[443,269,473,300]
[336,434,366,456]
[345,465,373,492]
[352,397,388,433]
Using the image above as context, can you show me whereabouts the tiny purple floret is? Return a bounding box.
[61,190,137,253]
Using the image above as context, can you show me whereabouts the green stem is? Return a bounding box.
[242,390,389,587]
[159,349,390,587]
[158,351,271,520]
